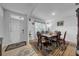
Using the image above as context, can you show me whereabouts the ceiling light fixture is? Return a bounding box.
[52,12,55,16]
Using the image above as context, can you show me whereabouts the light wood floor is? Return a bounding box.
[2,41,76,56]
[2,44,38,56]
[50,44,76,56]
[30,41,76,56]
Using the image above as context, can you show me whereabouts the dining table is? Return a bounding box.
[41,32,58,40]
[41,32,59,47]
[42,33,57,37]
[38,32,61,51]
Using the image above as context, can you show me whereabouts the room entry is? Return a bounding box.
[3,9,25,45]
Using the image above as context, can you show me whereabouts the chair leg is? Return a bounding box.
[40,43,42,50]
[56,41,59,47]
[37,42,40,47]
[37,42,39,46]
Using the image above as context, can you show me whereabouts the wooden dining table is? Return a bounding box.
[41,32,59,47]
[41,32,58,40]
[42,33,57,37]
[38,32,61,51]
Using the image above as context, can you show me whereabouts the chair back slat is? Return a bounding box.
[63,32,67,44]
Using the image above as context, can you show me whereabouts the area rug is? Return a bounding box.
[30,41,68,56]
[16,45,37,56]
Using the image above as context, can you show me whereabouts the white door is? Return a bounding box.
[9,18,24,43]
[7,11,25,44]
[3,9,28,45]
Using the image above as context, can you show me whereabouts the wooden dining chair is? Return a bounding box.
[42,37,51,47]
[54,31,61,47]
[37,32,51,50]
[59,32,66,44]
[37,32,45,49]
[58,31,67,50]
[37,32,42,47]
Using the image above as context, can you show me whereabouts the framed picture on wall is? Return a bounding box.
[57,21,64,26]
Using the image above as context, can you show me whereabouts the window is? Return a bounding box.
[10,14,24,20]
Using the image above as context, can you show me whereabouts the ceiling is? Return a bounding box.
[0,3,77,23]
[33,3,76,22]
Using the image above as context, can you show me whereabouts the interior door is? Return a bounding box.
[3,8,28,46]
[4,9,25,44]
[9,17,24,43]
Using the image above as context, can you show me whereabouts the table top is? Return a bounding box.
[42,33,57,37]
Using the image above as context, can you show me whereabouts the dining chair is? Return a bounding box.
[59,32,66,44]
[58,31,67,50]
[42,37,51,46]
[37,32,46,49]
[52,31,61,47]
[50,36,58,47]
[37,32,51,50]
[37,32,42,47]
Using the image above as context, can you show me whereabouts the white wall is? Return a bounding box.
[28,18,35,40]
[0,6,3,37]
[50,14,77,45]
[0,5,4,49]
